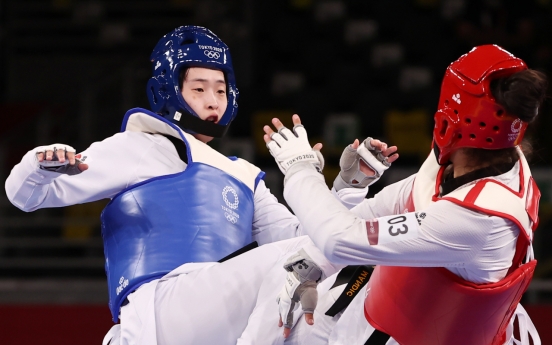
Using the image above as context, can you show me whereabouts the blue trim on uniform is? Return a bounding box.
[111,274,164,321]
[121,107,162,132]
[255,171,266,190]
[227,155,264,190]
[227,155,264,189]
[121,107,193,163]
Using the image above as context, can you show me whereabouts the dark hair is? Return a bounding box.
[464,69,548,168]
[491,69,548,123]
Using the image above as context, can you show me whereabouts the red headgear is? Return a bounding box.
[433,45,528,164]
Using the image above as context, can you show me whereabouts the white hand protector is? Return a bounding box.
[334,137,391,191]
[36,144,83,176]
[277,249,322,329]
[266,125,324,174]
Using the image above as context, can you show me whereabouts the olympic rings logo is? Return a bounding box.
[511,118,522,133]
[225,212,238,224]
[222,186,239,209]
[204,50,220,59]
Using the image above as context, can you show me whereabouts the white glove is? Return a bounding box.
[333,137,391,191]
[277,249,322,329]
[36,144,84,175]
[266,125,324,174]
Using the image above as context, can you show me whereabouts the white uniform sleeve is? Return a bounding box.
[5,132,186,212]
[301,239,345,279]
[348,174,416,219]
[331,186,369,210]
[251,180,302,245]
[252,180,377,246]
[284,168,518,283]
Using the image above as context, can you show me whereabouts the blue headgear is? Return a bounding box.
[147,26,238,137]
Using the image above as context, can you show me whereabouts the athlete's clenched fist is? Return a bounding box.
[36,144,88,175]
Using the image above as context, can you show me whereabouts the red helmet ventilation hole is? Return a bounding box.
[440,120,448,137]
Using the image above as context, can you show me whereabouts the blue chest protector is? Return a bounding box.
[101,109,260,321]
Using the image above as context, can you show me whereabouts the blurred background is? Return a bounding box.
[1,0,552,344]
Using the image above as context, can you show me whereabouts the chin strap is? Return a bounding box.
[169,109,230,138]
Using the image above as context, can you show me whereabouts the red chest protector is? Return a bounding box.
[364,150,540,345]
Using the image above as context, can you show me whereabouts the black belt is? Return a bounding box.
[218,241,259,262]
[324,265,391,344]
[364,330,391,345]
[325,265,373,317]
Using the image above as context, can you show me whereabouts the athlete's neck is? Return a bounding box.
[449,149,489,178]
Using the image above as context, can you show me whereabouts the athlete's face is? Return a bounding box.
[181,67,228,143]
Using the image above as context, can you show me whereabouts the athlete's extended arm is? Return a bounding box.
[251,138,398,245]
[264,116,511,272]
[284,167,493,267]
[5,132,183,211]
